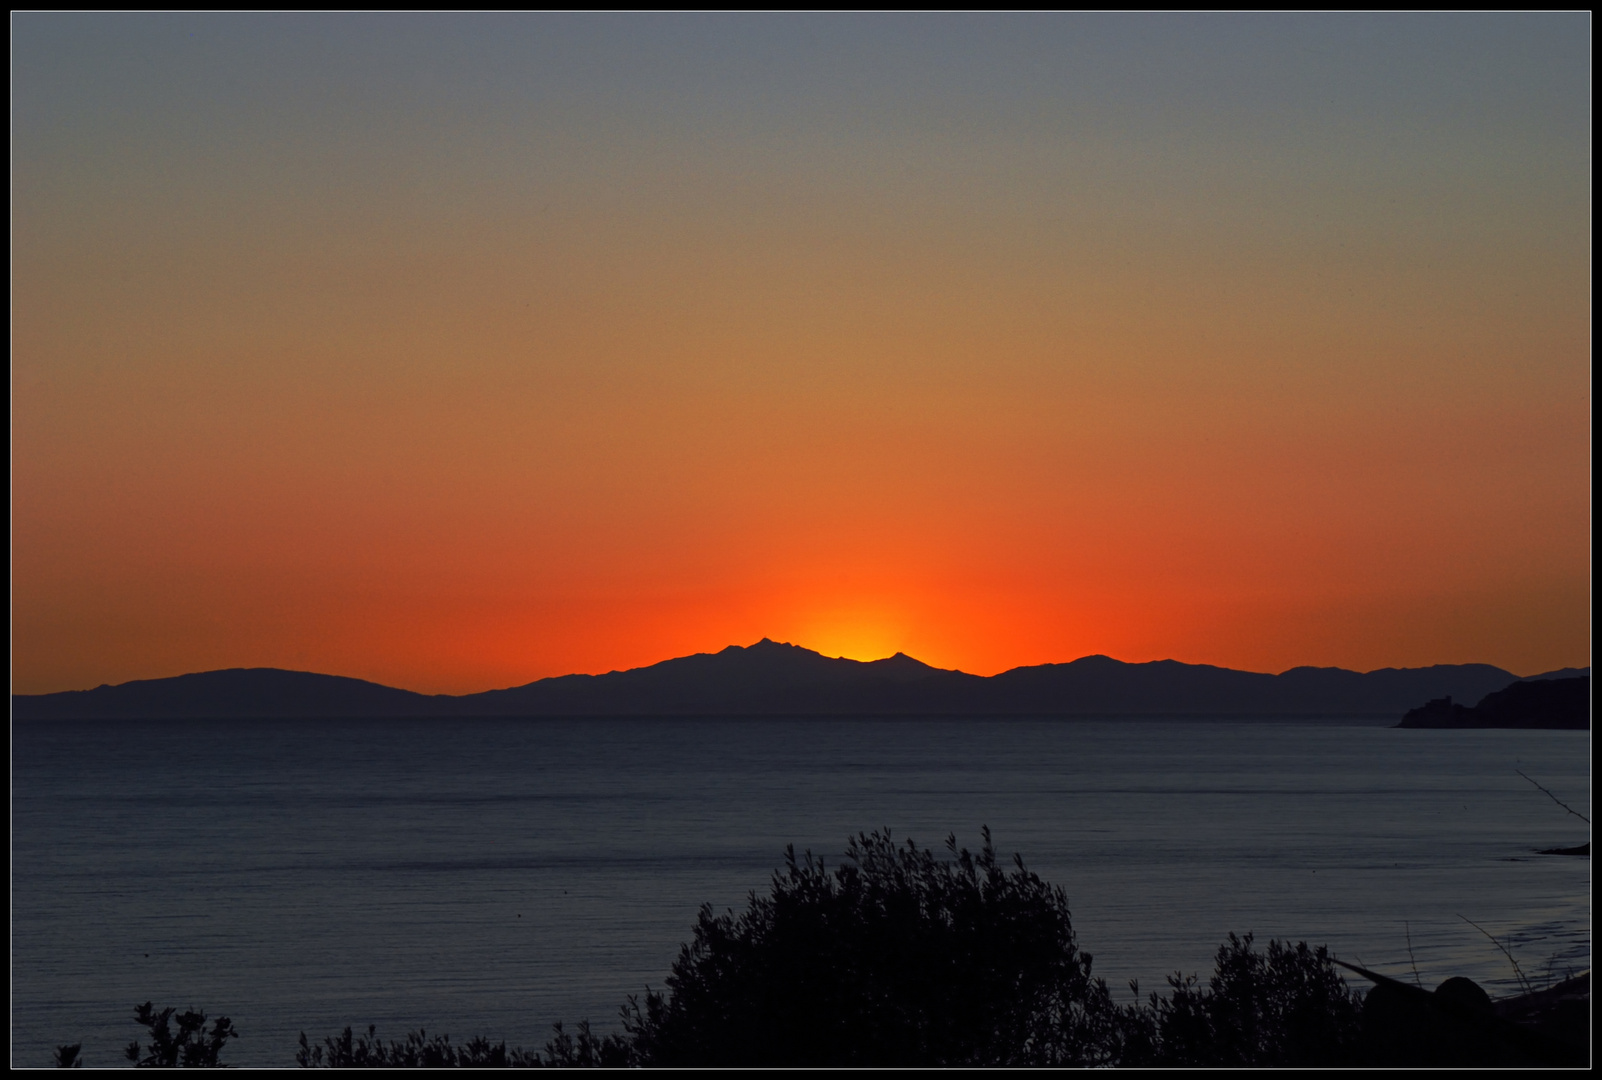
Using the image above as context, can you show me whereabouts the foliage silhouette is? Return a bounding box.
[295,1019,629,1068]
[1118,933,1365,1066]
[540,1020,632,1067]
[53,1043,83,1068]
[296,1025,537,1068]
[616,827,1125,1066]
[125,1002,237,1067]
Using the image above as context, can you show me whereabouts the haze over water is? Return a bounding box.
[13,716,1589,1067]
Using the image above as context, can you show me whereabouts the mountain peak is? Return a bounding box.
[869,651,933,668]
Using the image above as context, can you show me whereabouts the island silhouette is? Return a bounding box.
[11,639,1589,721]
[1396,675,1590,730]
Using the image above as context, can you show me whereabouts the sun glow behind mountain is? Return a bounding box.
[800,613,909,666]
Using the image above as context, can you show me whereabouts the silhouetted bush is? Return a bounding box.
[1121,933,1365,1066]
[296,1025,539,1068]
[125,1002,237,1067]
[606,830,1365,1066]
[53,1043,83,1068]
[540,1020,632,1067]
[617,827,1125,1066]
[295,1019,629,1068]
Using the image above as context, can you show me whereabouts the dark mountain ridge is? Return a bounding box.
[11,639,1589,720]
[1397,676,1591,730]
[12,668,441,719]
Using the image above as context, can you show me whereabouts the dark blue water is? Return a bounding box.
[12,717,1590,1067]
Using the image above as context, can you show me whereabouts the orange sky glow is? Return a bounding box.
[12,15,1590,694]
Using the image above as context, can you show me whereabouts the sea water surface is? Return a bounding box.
[12,716,1591,1067]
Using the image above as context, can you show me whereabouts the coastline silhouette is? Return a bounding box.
[13,639,1589,721]
[1396,676,1590,730]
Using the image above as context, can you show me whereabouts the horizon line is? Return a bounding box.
[14,638,1590,699]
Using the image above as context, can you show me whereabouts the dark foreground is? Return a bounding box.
[53,829,1589,1068]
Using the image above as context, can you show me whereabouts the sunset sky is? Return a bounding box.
[13,14,1590,694]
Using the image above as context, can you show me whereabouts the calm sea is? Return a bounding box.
[11,717,1591,1067]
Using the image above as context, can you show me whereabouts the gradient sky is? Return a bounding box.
[13,14,1591,694]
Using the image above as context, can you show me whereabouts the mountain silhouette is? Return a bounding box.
[10,668,442,719]
[12,639,1589,720]
[1397,675,1590,729]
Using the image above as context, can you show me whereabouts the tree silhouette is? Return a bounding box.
[618,827,1125,1066]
